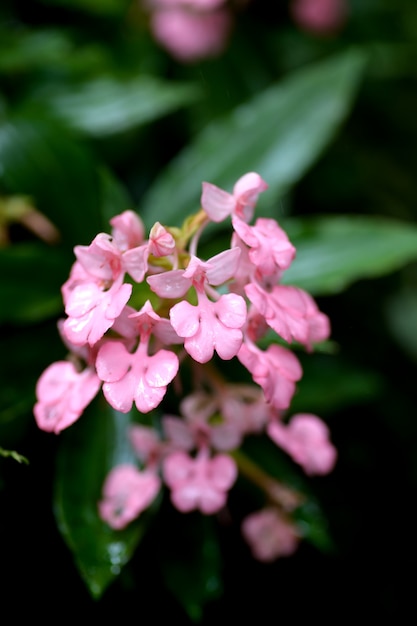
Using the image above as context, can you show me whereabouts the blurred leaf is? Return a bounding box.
[0,113,103,245]
[32,77,201,137]
[385,286,417,361]
[55,399,156,598]
[282,215,417,295]
[291,355,383,415]
[38,0,130,16]
[0,243,67,324]
[99,167,133,223]
[141,49,366,227]
[161,513,222,622]
[0,29,73,73]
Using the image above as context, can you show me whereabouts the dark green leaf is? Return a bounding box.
[282,215,417,295]
[160,512,222,622]
[140,49,366,227]
[32,77,201,137]
[291,355,382,415]
[0,113,103,245]
[55,398,157,598]
[38,0,130,16]
[0,243,68,324]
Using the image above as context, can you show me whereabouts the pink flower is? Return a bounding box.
[163,449,237,514]
[110,210,145,252]
[238,343,302,410]
[150,7,232,63]
[267,413,337,475]
[74,233,123,282]
[162,390,242,451]
[99,464,160,529]
[245,283,330,349]
[290,0,349,36]
[242,508,300,561]
[148,221,176,257]
[232,216,296,276]
[170,291,246,363]
[63,280,132,346]
[34,361,100,433]
[201,172,268,223]
[96,339,179,413]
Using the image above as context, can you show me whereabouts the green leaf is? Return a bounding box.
[140,49,366,227]
[54,398,156,598]
[0,243,68,324]
[38,0,130,16]
[0,113,103,245]
[32,77,201,137]
[0,29,73,73]
[160,513,222,622]
[282,215,417,295]
[291,355,382,415]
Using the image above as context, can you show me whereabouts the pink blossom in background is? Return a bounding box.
[163,449,237,513]
[242,508,300,561]
[150,6,232,62]
[99,464,160,529]
[268,413,337,475]
[290,0,349,36]
[34,361,100,433]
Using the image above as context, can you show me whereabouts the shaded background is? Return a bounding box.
[1,0,416,620]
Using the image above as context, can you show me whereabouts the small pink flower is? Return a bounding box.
[267,413,337,475]
[238,343,302,410]
[245,283,330,349]
[202,172,268,223]
[151,6,232,62]
[110,210,145,252]
[63,280,132,346]
[290,0,349,36]
[232,216,296,276]
[34,361,100,433]
[171,291,246,363]
[99,464,160,529]
[96,339,179,413]
[148,221,176,257]
[74,233,123,282]
[163,449,237,514]
[242,508,300,561]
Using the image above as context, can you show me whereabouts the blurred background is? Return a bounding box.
[1,0,417,620]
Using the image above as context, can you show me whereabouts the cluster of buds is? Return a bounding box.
[34,172,337,561]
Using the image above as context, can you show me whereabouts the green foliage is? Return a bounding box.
[160,514,222,622]
[282,215,417,295]
[141,50,366,227]
[30,76,201,138]
[1,0,417,618]
[54,399,156,598]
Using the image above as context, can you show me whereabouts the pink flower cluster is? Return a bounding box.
[34,171,336,561]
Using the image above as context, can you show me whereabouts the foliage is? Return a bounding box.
[1,0,417,621]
